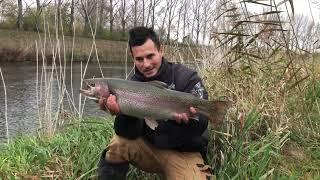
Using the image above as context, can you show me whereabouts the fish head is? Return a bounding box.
[80,78,110,100]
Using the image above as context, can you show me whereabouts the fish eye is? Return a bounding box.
[86,82,95,88]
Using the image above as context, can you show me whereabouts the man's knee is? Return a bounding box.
[165,152,210,180]
[105,135,140,162]
[97,149,129,180]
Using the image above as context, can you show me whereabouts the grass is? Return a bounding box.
[202,58,320,179]
[0,118,114,179]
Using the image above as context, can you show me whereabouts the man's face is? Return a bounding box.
[131,39,163,78]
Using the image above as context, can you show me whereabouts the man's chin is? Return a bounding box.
[144,70,157,78]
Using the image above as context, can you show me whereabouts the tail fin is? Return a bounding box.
[198,100,231,128]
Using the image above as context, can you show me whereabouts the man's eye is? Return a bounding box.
[146,54,154,59]
[135,57,143,62]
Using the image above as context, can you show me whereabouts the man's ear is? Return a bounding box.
[159,45,164,55]
[130,50,135,59]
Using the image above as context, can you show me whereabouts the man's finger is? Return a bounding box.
[99,98,108,111]
[174,113,182,124]
[190,107,197,115]
[181,113,189,123]
[107,95,116,105]
[106,95,120,115]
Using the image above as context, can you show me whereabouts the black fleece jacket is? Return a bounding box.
[113,59,209,153]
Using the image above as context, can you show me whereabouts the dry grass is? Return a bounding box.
[199,52,320,178]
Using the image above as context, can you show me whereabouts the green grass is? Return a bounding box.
[1,109,319,179]
[0,118,114,179]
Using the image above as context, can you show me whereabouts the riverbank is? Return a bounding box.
[0,29,129,63]
[0,65,319,179]
[0,29,199,63]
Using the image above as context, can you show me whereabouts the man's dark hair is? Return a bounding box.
[128,27,161,52]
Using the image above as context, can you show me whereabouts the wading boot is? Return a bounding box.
[97,149,129,180]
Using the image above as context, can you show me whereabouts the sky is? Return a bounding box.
[294,0,320,22]
[246,0,320,22]
[21,0,320,23]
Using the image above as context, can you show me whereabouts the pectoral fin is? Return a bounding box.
[144,118,159,130]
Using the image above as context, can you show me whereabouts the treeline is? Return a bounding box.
[0,0,319,52]
[0,0,217,45]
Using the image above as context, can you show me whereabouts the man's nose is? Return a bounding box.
[142,59,151,68]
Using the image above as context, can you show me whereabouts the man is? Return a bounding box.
[97,26,210,180]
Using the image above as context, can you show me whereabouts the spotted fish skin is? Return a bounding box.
[80,78,230,127]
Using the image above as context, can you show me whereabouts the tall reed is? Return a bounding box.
[0,68,9,144]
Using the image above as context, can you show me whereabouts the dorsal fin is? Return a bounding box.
[146,81,168,89]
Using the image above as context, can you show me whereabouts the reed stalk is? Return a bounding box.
[0,68,9,144]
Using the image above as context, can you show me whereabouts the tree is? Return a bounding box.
[107,0,117,33]
[133,0,138,27]
[120,0,128,35]
[35,0,41,31]
[99,0,105,27]
[70,0,75,32]
[0,0,17,27]
[182,0,188,40]
[166,0,178,44]
[56,0,62,33]
[17,0,22,29]
[151,0,160,29]
[201,0,213,44]
[79,0,98,34]
[176,0,184,41]
[193,0,203,44]
[141,0,145,26]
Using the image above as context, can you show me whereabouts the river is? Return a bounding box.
[0,61,131,143]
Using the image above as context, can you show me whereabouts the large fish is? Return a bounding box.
[80,78,230,127]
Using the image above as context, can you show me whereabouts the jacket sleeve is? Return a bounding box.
[113,114,145,139]
[183,71,209,134]
[184,71,208,100]
[151,71,209,151]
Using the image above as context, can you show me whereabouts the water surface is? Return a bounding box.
[0,61,130,142]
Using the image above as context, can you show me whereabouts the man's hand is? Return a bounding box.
[174,107,197,124]
[98,94,120,115]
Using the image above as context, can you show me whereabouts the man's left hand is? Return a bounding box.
[174,107,197,124]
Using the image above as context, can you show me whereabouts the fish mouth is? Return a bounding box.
[80,78,110,101]
[80,81,100,101]
[79,88,96,99]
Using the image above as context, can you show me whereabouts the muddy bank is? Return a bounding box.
[0,46,129,63]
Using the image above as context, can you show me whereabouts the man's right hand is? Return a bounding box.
[98,94,120,116]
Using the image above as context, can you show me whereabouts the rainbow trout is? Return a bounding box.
[80,78,230,127]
